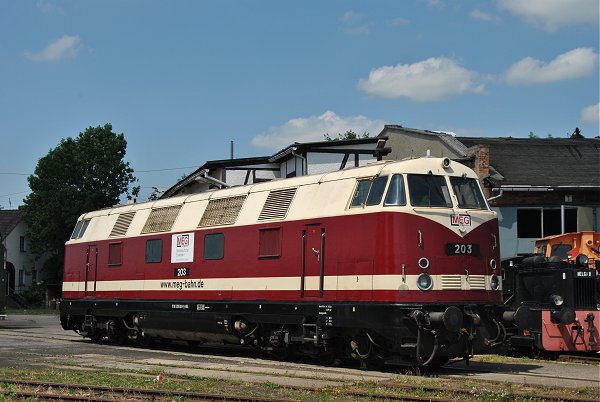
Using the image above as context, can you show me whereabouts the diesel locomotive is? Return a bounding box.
[60,157,508,366]
[502,232,600,353]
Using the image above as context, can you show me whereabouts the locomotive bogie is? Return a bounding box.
[60,158,504,366]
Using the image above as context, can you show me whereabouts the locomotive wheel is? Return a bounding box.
[109,332,127,346]
[270,345,290,361]
[90,332,103,343]
[317,351,336,366]
[424,357,449,368]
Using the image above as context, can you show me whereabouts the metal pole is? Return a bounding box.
[0,233,6,319]
[561,205,565,234]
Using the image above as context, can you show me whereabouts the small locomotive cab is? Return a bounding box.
[60,157,506,367]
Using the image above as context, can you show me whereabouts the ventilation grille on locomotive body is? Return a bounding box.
[258,188,297,220]
[573,276,597,309]
[109,212,136,237]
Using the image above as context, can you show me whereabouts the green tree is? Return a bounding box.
[22,124,139,281]
[324,130,370,141]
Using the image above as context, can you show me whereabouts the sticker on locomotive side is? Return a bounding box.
[171,232,195,263]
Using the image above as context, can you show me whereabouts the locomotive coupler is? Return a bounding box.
[585,313,597,346]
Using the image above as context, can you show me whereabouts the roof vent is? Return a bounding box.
[141,205,182,233]
[258,188,297,221]
[198,195,247,227]
[109,211,136,237]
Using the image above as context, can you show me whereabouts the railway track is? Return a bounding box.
[0,378,290,402]
[558,354,600,365]
[1,377,596,402]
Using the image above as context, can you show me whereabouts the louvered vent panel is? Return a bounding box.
[109,212,136,237]
[441,275,462,290]
[141,205,182,233]
[198,195,247,227]
[258,188,297,221]
[467,275,486,290]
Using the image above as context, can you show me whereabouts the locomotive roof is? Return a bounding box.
[70,157,485,243]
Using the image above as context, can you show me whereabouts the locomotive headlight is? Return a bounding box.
[418,257,430,270]
[575,254,589,268]
[489,259,497,270]
[417,273,433,291]
[550,294,564,307]
[490,275,500,290]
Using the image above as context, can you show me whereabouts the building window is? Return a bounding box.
[259,228,281,258]
[517,208,577,238]
[145,239,163,263]
[19,236,25,252]
[108,242,123,266]
[517,209,541,238]
[204,233,224,260]
[18,269,24,287]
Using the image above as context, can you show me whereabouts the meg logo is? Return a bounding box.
[451,214,471,226]
[171,233,194,263]
[176,234,190,248]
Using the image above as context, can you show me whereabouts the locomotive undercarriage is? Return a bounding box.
[60,299,505,367]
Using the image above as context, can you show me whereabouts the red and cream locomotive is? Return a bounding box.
[60,157,507,366]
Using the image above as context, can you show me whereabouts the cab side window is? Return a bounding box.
[384,174,406,206]
[350,176,388,207]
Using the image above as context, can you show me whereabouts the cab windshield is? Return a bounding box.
[449,177,488,209]
[407,174,452,207]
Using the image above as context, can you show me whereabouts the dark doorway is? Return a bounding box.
[6,262,15,295]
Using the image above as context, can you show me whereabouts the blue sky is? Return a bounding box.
[1,0,598,207]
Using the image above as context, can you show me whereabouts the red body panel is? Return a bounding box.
[541,310,600,352]
[63,211,501,304]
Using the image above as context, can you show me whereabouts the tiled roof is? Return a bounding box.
[0,210,23,238]
[457,137,600,187]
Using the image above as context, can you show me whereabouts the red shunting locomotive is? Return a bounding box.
[60,157,508,366]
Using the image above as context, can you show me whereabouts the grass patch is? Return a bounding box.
[5,308,58,316]
[0,365,597,402]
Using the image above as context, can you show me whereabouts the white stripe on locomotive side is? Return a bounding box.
[63,274,501,293]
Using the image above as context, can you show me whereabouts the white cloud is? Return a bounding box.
[581,103,599,124]
[386,17,410,26]
[251,111,385,149]
[498,0,599,31]
[505,48,598,85]
[338,11,370,34]
[24,35,81,62]
[36,0,65,15]
[469,9,499,23]
[357,57,484,102]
